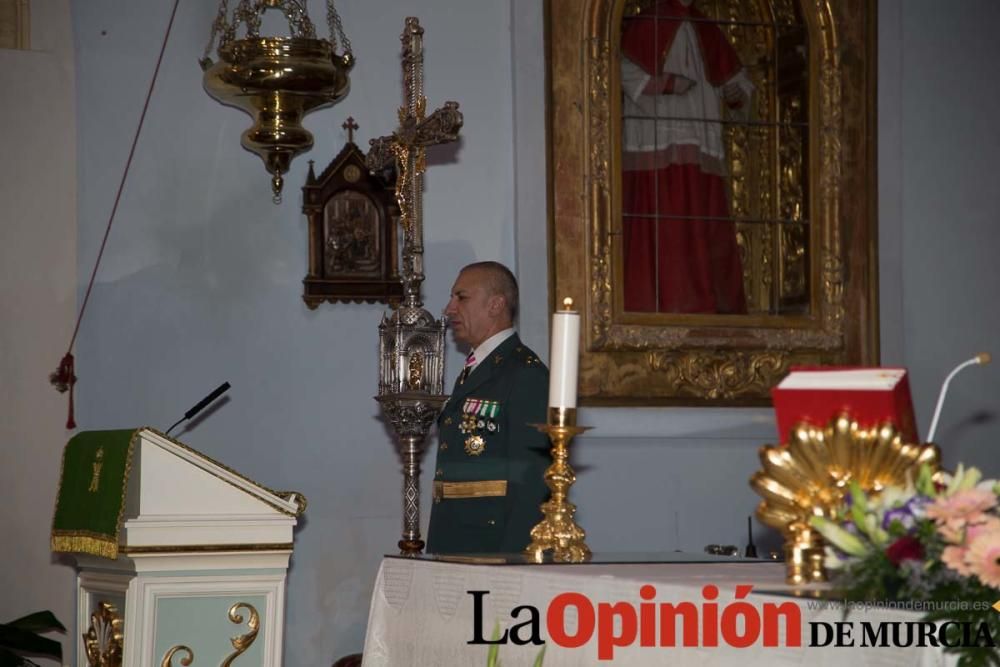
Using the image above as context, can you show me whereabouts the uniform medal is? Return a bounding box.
[460,398,501,456]
[464,435,486,456]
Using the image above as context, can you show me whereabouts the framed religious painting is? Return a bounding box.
[301,120,403,308]
[548,0,878,405]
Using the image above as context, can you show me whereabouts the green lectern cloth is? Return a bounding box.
[51,429,138,559]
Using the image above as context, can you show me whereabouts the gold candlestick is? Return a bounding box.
[524,407,591,563]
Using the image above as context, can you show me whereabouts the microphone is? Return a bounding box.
[926,353,991,443]
[165,382,231,436]
[744,516,758,559]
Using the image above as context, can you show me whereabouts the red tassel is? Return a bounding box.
[49,353,77,429]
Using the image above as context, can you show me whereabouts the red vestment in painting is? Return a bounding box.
[621,0,750,313]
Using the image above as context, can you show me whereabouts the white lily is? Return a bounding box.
[811,516,871,557]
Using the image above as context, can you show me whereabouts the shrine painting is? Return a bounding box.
[325,192,380,277]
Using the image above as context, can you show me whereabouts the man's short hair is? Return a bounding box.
[461,261,519,321]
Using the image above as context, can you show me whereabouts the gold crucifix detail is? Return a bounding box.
[366,17,463,310]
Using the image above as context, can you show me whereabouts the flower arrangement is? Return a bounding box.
[811,464,1000,666]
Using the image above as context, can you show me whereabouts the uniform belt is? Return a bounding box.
[433,479,507,501]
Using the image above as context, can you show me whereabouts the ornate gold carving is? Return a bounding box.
[221,603,260,667]
[550,0,876,404]
[160,646,194,667]
[750,414,940,583]
[647,351,788,400]
[83,601,124,667]
[588,35,615,349]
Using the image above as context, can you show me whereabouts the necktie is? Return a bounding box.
[459,352,476,384]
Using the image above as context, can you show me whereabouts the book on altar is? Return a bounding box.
[771,366,919,444]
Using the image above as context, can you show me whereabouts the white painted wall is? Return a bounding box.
[2,0,998,664]
[70,0,513,663]
[0,0,77,659]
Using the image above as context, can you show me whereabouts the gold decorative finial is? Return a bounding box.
[562,297,573,310]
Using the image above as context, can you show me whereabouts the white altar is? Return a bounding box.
[361,555,957,666]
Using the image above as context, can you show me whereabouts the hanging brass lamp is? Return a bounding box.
[201,0,354,202]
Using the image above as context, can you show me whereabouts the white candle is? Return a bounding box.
[549,297,580,408]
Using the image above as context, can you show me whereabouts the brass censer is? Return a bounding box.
[201,0,354,202]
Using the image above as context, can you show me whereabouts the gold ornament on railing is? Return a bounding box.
[201,0,354,203]
[83,601,124,667]
[750,413,940,584]
[221,602,260,667]
[157,602,258,667]
[159,645,193,667]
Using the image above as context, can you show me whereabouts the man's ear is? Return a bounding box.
[488,294,506,317]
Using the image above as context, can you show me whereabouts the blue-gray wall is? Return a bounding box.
[2,1,997,665]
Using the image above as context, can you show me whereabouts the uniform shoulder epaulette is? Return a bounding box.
[512,345,542,367]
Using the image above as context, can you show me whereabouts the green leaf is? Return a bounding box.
[532,644,546,667]
[916,464,936,496]
[6,612,65,635]
[849,481,868,512]
[0,646,27,667]
[0,626,61,660]
[486,621,501,667]
[811,516,869,557]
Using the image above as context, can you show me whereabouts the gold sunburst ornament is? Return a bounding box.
[750,414,940,584]
[201,0,354,203]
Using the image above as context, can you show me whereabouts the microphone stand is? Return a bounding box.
[926,353,991,442]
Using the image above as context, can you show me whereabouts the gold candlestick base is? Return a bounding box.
[784,527,827,586]
[524,407,591,563]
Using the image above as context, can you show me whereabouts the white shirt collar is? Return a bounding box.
[468,328,515,371]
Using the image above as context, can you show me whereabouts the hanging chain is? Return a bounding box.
[204,0,338,62]
[280,0,317,39]
[326,0,353,56]
[201,0,230,65]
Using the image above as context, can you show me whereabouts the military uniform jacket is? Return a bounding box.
[426,334,550,554]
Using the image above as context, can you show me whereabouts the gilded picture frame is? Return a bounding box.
[548,0,878,405]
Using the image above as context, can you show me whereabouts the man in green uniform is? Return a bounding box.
[426,262,550,554]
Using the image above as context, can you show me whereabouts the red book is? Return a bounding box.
[771,366,919,444]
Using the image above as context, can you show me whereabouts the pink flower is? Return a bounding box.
[941,545,973,576]
[937,523,964,543]
[925,489,997,535]
[966,527,1000,588]
[937,514,1000,545]
[967,516,1000,540]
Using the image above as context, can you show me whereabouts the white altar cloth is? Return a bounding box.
[361,555,956,666]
